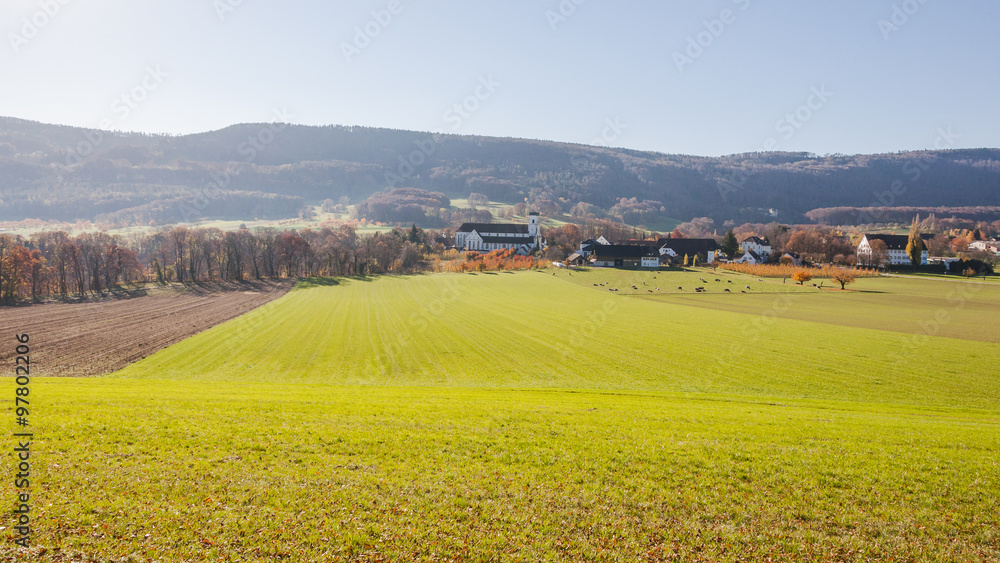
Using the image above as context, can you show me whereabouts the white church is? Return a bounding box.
[454,212,545,255]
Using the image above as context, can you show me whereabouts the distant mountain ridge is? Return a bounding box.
[1,116,998,227]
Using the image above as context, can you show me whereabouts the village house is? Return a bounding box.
[656,238,721,264]
[577,237,611,257]
[969,240,1000,255]
[454,212,545,254]
[591,245,660,268]
[857,233,931,266]
[740,236,772,258]
[733,250,764,265]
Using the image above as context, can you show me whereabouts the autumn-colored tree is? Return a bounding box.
[792,271,812,285]
[906,216,925,267]
[831,270,855,290]
[867,239,889,268]
[0,244,35,302]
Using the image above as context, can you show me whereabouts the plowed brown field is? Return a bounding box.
[0,280,292,376]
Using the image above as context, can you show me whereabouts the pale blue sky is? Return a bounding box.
[1,0,996,156]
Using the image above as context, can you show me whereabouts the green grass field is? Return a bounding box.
[5,270,1000,560]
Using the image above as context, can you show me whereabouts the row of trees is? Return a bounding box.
[1,232,144,302]
[0,224,460,302]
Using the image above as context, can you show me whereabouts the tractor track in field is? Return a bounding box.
[0,280,294,377]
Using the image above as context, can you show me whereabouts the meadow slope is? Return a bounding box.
[112,270,1000,410]
[5,270,999,561]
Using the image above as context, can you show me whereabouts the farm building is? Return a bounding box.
[657,238,721,263]
[857,233,932,266]
[578,237,610,257]
[591,245,660,268]
[454,212,545,254]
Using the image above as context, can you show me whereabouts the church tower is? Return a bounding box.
[527,211,540,239]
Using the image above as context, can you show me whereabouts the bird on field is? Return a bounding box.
[677,286,682,290]
[724,288,731,293]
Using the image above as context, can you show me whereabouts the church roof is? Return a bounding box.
[458,223,530,234]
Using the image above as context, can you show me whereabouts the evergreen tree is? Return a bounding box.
[720,229,739,257]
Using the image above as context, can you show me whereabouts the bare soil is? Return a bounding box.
[0,280,293,377]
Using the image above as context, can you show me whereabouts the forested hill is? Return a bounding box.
[2,116,998,226]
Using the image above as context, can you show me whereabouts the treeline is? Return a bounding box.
[0,232,143,302]
[0,225,458,303]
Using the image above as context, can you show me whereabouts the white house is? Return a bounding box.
[740,236,772,258]
[734,250,763,265]
[969,240,1000,255]
[857,234,930,266]
[656,238,720,264]
[454,212,545,254]
[578,237,611,257]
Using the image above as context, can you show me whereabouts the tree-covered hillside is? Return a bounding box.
[2,116,998,227]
